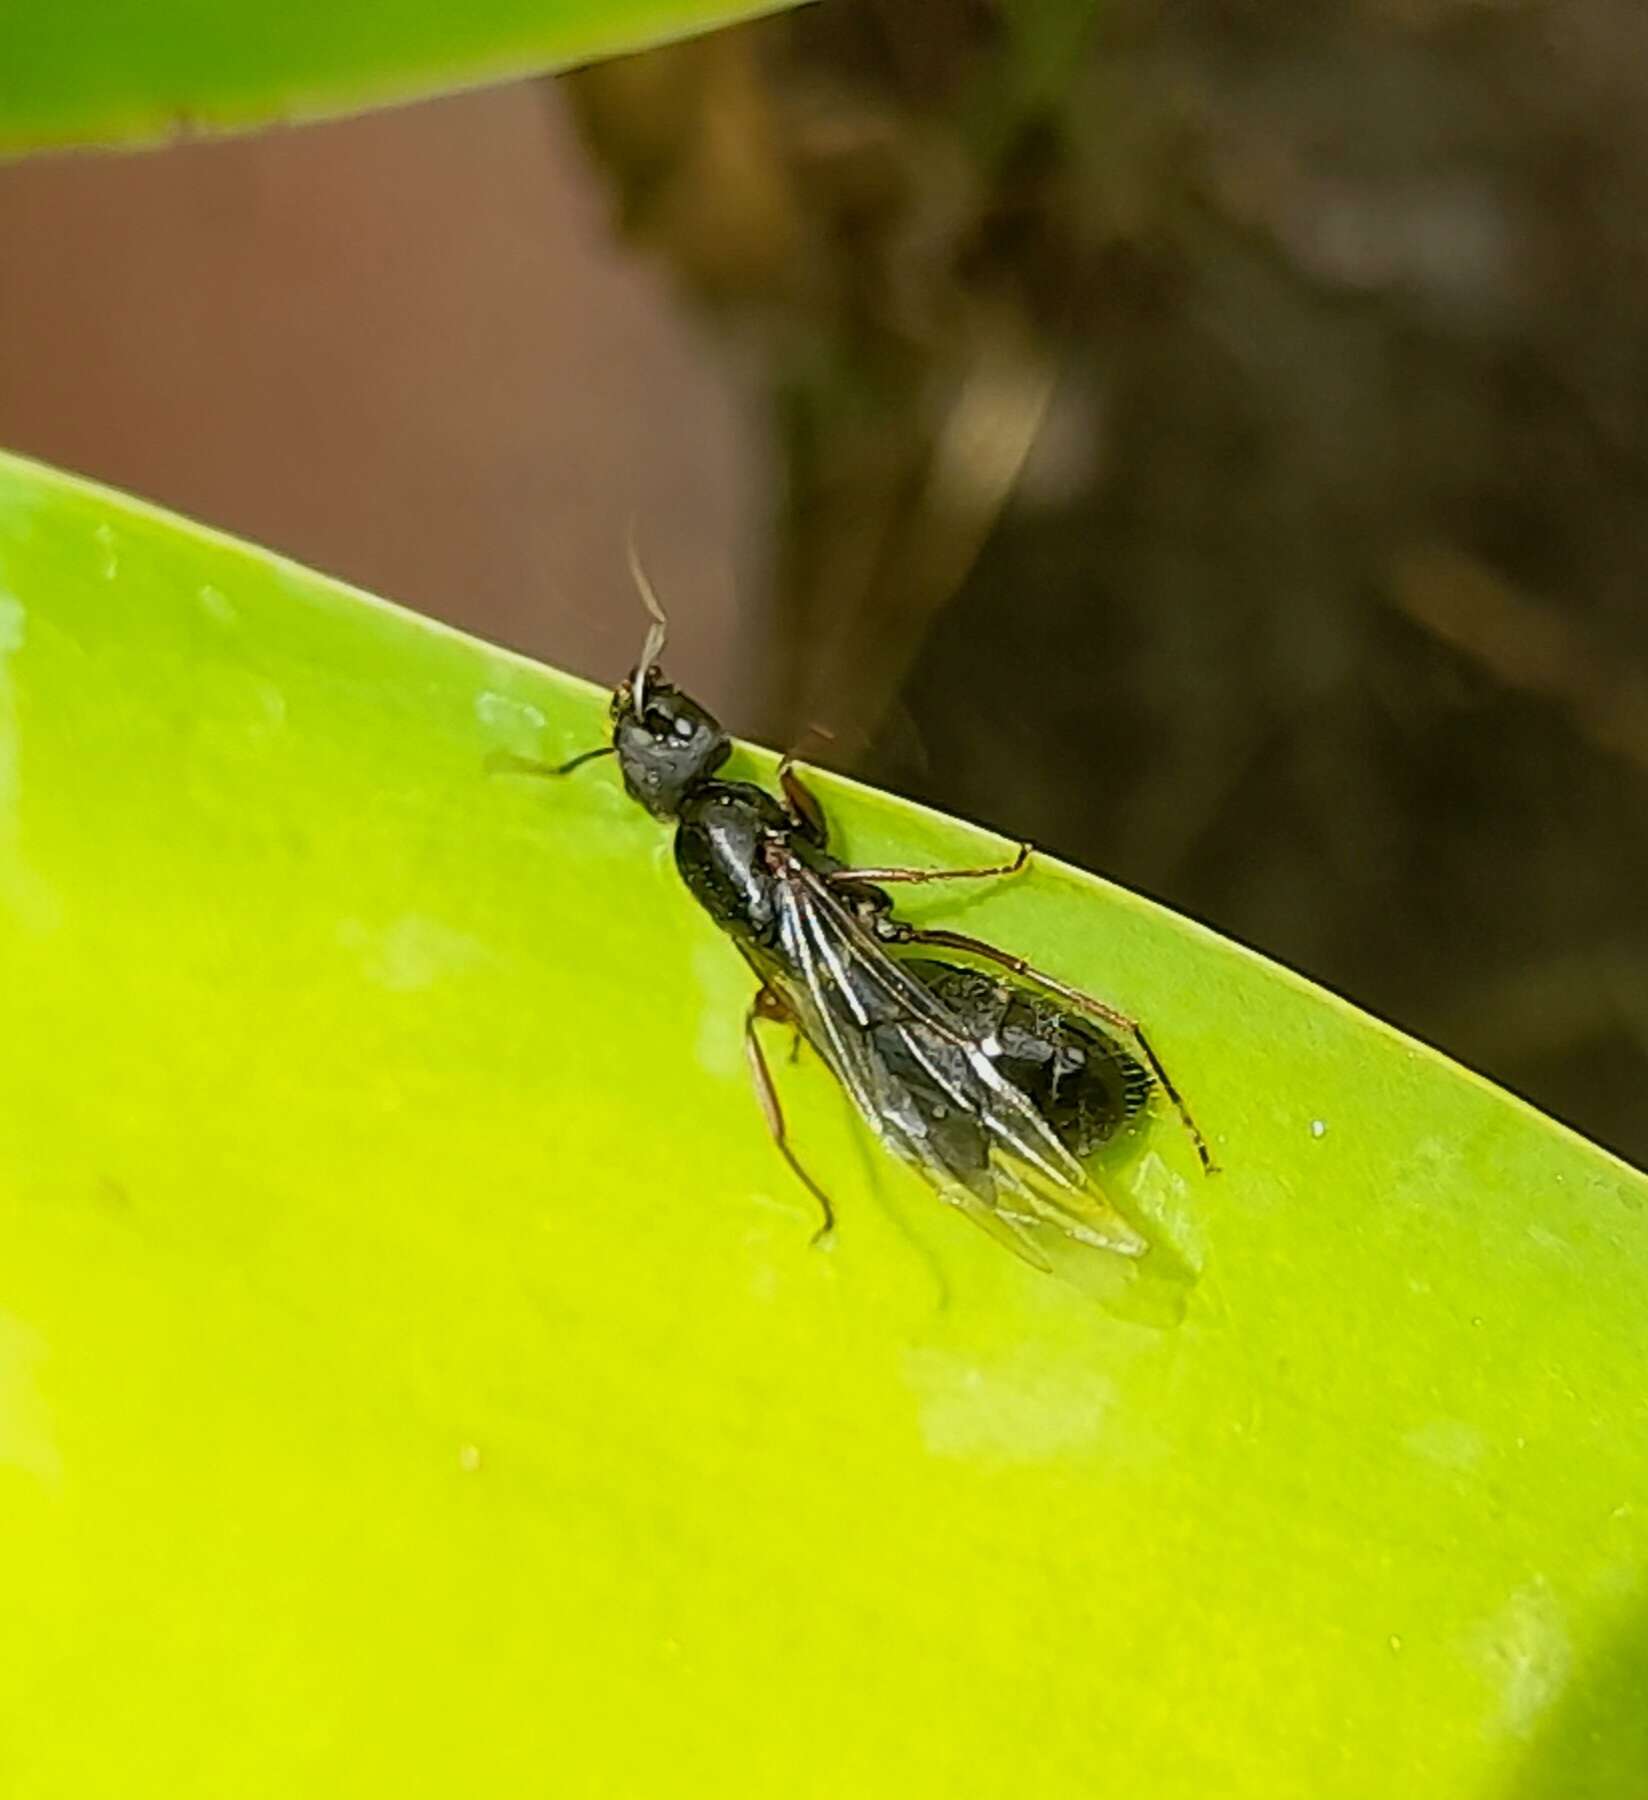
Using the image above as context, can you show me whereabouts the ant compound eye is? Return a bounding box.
[673,716,695,739]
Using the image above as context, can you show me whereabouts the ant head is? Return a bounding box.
[610,670,730,819]
[606,536,728,817]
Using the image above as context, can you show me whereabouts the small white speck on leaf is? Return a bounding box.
[1476,1583,1571,1739]
[474,690,547,741]
[0,592,60,929]
[0,1312,63,1483]
[0,592,23,654]
[339,915,491,992]
[198,583,238,625]
[905,1347,1117,1464]
[1404,1417,1485,1472]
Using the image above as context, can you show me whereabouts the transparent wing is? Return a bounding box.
[755,857,1149,1266]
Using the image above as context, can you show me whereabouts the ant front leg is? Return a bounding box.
[876,919,1217,1174]
[776,751,830,849]
[485,746,614,779]
[745,988,835,1244]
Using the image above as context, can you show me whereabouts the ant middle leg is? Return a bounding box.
[745,988,836,1243]
[878,921,1217,1174]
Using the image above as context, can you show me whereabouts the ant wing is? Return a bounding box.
[765,866,1149,1265]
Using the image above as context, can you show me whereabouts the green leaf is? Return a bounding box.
[0,0,798,153]
[1,446,1645,1795]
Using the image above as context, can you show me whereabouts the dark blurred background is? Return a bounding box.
[3,0,1646,1165]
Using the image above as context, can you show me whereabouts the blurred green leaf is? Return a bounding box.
[0,0,799,152]
[1,448,1645,1794]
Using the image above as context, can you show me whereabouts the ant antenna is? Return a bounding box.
[625,517,669,713]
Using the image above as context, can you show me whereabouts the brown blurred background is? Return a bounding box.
[3,0,1646,1165]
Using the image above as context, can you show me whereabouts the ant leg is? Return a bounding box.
[486,746,613,779]
[825,841,1032,888]
[776,753,831,848]
[880,921,1217,1174]
[745,989,836,1244]
[756,985,806,1069]
[754,979,806,1064]
[776,721,840,846]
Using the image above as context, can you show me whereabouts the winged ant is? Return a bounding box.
[494,551,1214,1275]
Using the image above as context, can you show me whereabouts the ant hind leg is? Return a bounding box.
[880,922,1217,1174]
[745,989,836,1243]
